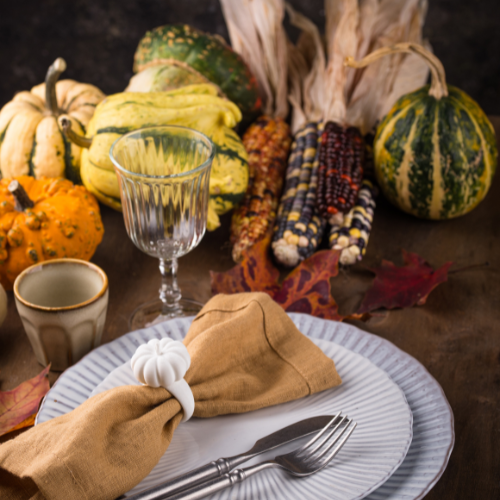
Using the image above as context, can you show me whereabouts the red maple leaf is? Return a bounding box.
[356,249,453,314]
[210,237,342,320]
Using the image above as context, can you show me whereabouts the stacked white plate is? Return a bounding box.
[36,314,454,499]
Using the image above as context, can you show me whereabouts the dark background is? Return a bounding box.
[0,2,499,498]
[0,0,499,114]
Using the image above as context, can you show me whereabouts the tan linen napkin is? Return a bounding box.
[0,292,342,500]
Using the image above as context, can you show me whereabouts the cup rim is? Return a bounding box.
[109,124,215,180]
[13,258,109,312]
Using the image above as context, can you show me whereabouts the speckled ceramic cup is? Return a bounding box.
[14,259,109,371]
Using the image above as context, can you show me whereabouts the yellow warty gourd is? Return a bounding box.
[63,84,248,230]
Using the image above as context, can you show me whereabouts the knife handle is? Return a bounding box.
[125,459,231,500]
[165,462,272,500]
[164,470,245,500]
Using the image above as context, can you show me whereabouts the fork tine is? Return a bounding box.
[310,420,357,469]
[295,411,342,455]
[299,414,348,458]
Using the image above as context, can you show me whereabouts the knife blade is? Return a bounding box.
[124,415,337,500]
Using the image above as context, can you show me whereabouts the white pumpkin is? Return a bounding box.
[131,337,191,388]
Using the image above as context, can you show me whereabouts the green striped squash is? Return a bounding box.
[346,43,498,220]
[375,84,497,219]
[131,24,261,119]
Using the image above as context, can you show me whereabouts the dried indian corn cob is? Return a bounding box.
[230,116,291,262]
[329,178,377,266]
[272,122,326,267]
[316,121,364,221]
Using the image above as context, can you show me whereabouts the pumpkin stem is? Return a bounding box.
[344,42,448,100]
[59,117,92,149]
[8,181,34,211]
[45,58,67,115]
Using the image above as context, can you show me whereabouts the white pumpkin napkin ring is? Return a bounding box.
[131,338,194,422]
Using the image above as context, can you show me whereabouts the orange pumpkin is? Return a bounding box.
[0,176,104,289]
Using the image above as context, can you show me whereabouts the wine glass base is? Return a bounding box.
[129,298,204,331]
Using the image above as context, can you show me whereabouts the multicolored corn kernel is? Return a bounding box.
[316,121,364,219]
[329,178,377,265]
[272,122,326,267]
[230,116,291,262]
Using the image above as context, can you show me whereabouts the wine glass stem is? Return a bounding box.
[159,258,182,315]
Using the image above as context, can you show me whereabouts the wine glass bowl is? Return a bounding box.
[110,125,214,329]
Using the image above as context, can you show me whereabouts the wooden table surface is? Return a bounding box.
[1,119,499,499]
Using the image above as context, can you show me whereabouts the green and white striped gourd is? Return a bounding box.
[347,43,497,220]
[129,24,261,120]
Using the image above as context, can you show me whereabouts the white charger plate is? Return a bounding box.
[91,338,413,499]
[36,314,454,499]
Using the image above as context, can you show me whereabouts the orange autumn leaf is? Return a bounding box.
[210,234,280,296]
[0,365,50,437]
[274,250,343,320]
[7,413,36,433]
[211,237,342,320]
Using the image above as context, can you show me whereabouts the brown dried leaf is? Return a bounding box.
[211,238,343,321]
[274,250,343,320]
[210,234,280,297]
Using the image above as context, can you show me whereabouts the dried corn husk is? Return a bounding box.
[324,0,360,123]
[287,38,308,133]
[285,3,326,129]
[222,0,293,261]
[286,0,430,134]
[220,0,288,118]
[270,5,329,267]
[346,0,430,133]
[281,0,430,267]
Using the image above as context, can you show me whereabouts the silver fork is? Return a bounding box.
[163,412,356,500]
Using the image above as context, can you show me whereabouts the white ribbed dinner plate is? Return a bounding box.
[89,337,412,499]
[36,314,454,499]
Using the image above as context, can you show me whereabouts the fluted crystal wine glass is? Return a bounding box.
[110,125,214,329]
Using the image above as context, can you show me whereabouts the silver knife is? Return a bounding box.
[124,415,336,500]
